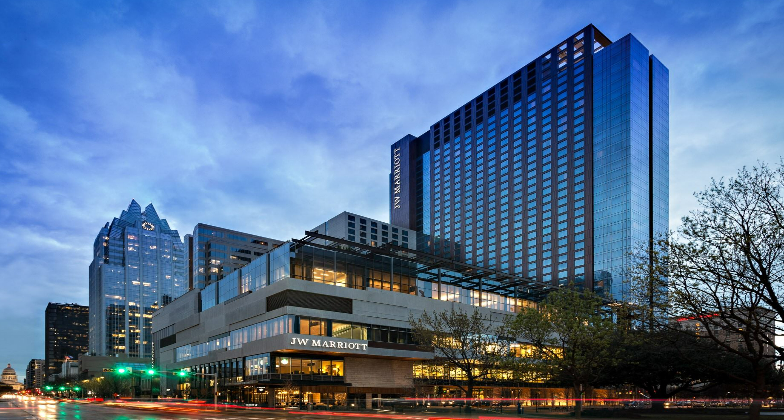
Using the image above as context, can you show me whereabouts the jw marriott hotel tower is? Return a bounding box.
[391,25,668,299]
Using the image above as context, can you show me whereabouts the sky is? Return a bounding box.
[1,0,783,376]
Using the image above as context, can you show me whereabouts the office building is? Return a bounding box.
[391,24,668,299]
[190,223,283,290]
[25,359,44,390]
[310,211,416,250]
[88,200,187,359]
[45,303,88,379]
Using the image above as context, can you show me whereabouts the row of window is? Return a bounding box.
[175,315,293,362]
[244,354,344,377]
[175,314,415,363]
[298,316,414,344]
[346,214,405,233]
[429,56,588,279]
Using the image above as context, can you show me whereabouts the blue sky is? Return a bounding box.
[1,0,782,374]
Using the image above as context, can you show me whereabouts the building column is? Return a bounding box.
[267,389,276,408]
[365,393,372,409]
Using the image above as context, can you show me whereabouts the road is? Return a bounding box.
[0,398,438,420]
[2,397,207,419]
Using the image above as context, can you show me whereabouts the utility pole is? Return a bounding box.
[172,369,219,410]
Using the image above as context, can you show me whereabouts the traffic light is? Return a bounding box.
[177,370,188,377]
[73,386,81,392]
[58,386,65,391]
[44,386,53,391]
[117,367,132,374]
[146,369,156,375]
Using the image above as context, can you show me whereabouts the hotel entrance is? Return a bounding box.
[240,385,269,406]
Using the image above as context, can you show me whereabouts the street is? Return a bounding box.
[0,398,438,420]
[2,397,207,419]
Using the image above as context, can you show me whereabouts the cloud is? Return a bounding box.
[208,0,258,35]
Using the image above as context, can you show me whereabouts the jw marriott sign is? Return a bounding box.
[289,336,368,351]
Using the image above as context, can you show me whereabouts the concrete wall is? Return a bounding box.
[344,357,414,388]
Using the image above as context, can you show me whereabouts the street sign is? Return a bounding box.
[102,368,115,372]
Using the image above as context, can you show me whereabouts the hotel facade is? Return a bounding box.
[153,226,555,406]
[391,24,668,300]
[153,23,667,406]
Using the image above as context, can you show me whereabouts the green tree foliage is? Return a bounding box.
[409,308,511,403]
[83,374,132,398]
[509,288,617,418]
[610,326,745,411]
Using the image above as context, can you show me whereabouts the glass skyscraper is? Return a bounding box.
[89,200,187,358]
[391,25,668,300]
[188,223,283,290]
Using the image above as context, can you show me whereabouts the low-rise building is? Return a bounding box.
[78,354,151,380]
[153,216,554,407]
[310,211,416,250]
[675,308,776,357]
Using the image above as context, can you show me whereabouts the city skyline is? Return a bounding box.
[1,0,783,375]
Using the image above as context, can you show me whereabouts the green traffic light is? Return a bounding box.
[177,371,187,377]
[44,386,53,391]
[117,368,127,374]
[58,386,65,391]
[146,369,155,375]
[73,386,80,391]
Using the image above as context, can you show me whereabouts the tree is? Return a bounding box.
[509,287,617,418]
[610,326,744,411]
[83,375,132,398]
[409,307,511,406]
[620,240,753,411]
[666,162,784,420]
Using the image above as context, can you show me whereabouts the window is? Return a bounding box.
[299,317,327,336]
[332,321,367,340]
[276,356,344,376]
